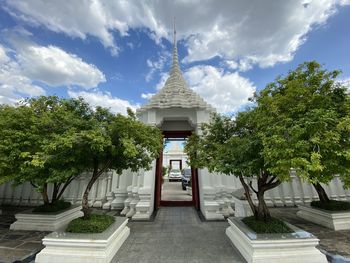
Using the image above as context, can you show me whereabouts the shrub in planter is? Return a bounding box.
[66,214,115,233]
[35,215,130,263]
[311,200,350,211]
[33,200,71,213]
[298,200,350,230]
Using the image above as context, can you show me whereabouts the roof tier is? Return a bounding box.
[137,22,214,114]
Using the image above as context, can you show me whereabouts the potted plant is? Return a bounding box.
[36,107,162,263]
[256,62,350,230]
[0,97,94,231]
[185,63,336,263]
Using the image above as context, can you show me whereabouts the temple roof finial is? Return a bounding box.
[171,16,180,73]
[136,17,215,114]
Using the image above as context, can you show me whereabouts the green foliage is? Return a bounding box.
[32,200,71,213]
[0,96,162,212]
[185,111,282,221]
[311,200,350,211]
[66,214,115,233]
[255,61,350,194]
[185,61,350,219]
[0,96,94,203]
[242,216,293,234]
[72,107,163,218]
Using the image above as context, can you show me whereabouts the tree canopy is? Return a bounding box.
[255,61,350,202]
[0,96,163,215]
[58,105,163,218]
[0,96,93,204]
[186,61,350,221]
[186,110,282,221]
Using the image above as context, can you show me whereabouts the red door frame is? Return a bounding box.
[154,130,200,209]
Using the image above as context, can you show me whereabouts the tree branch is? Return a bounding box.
[264,179,282,191]
[57,176,76,200]
[239,173,257,217]
[30,181,38,189]
[267,176,277,185]
[249,181,258,194]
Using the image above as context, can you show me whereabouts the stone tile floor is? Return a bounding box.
[1,205,350,262]
[0,206,47,263]
[112,207,245,263]
[271,207,350,260]
[161,181,192,201]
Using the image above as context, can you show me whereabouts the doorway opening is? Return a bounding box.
[155,131,199,209]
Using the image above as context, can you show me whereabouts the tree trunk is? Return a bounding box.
[51,183,59,203]
[41,183,50,205]
[256,191,271,222]
[56,176,75,201]
[239,174,257,216]
[82,175,98,220]
[313,182,330,203]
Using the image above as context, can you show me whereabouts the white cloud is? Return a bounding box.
[184,65,256,113]
[145,50,171,82]
[68,89,139,115]
[141,93,155,100]
[18,45,105,88]
[155,73,169,91]
[4,0,348,67]
[0,44,45,104]
[0,29,105,104]
[339,77,350,90]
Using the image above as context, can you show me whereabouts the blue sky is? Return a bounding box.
[0,1,349,114]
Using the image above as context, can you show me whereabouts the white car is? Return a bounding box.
[169,169,182,181]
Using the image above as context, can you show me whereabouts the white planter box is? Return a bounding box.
[10,205,83,231]
[226,217,327,263]
[35,217,130,263]
[297,204,350,230]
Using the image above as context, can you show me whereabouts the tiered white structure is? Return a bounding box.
[1,26,350,220]
[163,142,189,171]
[131,24,230,219]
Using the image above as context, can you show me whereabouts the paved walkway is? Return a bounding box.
[0,206,47,263]
[161,182,192,201]
[112,207,244,263]
[2,206,350,262]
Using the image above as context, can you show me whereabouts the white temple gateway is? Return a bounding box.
[1,27,350,221]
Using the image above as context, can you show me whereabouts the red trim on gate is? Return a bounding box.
[154,130,200,210]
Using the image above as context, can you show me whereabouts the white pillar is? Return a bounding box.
[102,171,114,209]
[126,172,141,218]
[111,170,132,210]
[198,168,224,220]
[122,172,138,216]
[133,160,157,220]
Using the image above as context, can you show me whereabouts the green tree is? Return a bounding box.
[256,61,350,204]
[0,96,92,205]
[186,112,283,221]
[67,107,163,219]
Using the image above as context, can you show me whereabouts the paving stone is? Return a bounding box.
[271,207,350,259]
[0,239,24,248]
[0,247,33,263]
[16,241,44,251]
[112,207,245,263]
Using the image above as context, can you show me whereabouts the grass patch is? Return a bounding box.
[242,216,293,234]
[32,200,71,213]
[66,214,115,233]
[311,200,350,211]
